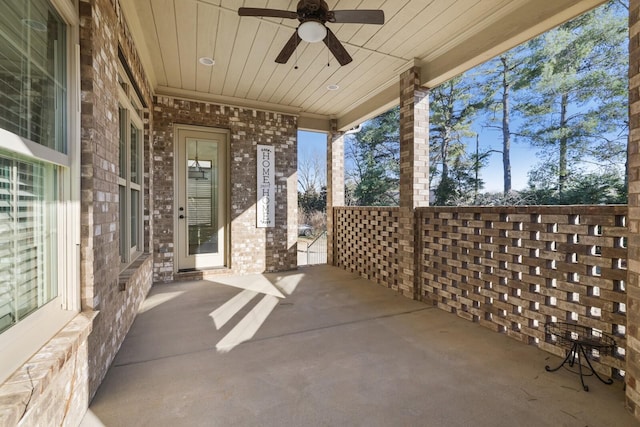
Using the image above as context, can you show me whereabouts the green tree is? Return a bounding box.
[345,107,400,206]
[430,75,485,205]
[478,44,531,194]
[522,166,626,204]
[298,148,327,221]
[436,149,488,206]
[517,1,628,199]
[298,148,325,195]
[298,187,326,218]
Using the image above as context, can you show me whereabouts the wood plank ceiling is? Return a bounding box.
[121,0,606,131]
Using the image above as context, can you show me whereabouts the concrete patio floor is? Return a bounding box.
[82,265,638,427]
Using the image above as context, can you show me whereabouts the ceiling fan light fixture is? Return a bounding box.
[297,20,327,43]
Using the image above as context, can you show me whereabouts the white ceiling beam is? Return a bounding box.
[299,114,332,132]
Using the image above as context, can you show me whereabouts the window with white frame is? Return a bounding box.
[118,67,144,265]
[0,0,79,383]
[0,156,59,333]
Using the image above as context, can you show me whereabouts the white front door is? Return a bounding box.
[175,126,228,271]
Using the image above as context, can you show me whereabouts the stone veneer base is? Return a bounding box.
[0,311,97,426]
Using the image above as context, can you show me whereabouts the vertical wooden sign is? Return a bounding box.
[257,145,275,227]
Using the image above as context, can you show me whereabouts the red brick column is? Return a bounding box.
[627,0,640,418]
[398,67,430,298]
[327,120,345,265]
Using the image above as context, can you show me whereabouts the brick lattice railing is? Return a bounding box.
[335,205,627,378]
[335,207,401,291]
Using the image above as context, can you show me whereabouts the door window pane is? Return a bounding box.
[187,139,218,255]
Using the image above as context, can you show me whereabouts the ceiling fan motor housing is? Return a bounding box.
[297,0,329,22]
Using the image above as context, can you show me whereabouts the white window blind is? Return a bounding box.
[187,170,213,226]
[0,153,57,333]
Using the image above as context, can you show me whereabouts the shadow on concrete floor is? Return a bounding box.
[82,265,637,427]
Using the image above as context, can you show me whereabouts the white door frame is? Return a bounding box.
[174,125,229,271]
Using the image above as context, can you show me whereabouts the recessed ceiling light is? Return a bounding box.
[327,84,339,91]
[199,57,215,66]
[21,19,47,32]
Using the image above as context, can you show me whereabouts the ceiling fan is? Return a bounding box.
[238,0,385,66]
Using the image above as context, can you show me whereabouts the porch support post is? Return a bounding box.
[326,120,345,266]
[627,0,640,419]
[398,66,430,299]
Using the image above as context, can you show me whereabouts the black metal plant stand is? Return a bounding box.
[544,322,616,391]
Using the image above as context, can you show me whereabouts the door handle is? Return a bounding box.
[179,214,185,219]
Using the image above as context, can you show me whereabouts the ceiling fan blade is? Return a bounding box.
[275,31,301,64]
[323,27,352,66]
[238,8,298,19]
[330,10,385,25]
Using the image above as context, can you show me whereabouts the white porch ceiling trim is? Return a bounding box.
[120,0,158,89]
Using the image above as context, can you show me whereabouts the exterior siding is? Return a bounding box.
[79,0,154,399]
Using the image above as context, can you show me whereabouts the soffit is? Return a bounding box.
[120,0,607,131]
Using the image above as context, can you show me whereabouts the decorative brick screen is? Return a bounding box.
[335,207,400,290]
[334,205,628,378]
[418,206,627,378]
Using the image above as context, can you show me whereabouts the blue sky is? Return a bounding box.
[298,129,537,193]
[470,124,539,192]
[297,1,628,196]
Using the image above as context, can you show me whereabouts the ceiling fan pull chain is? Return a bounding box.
[327,38,330,67]
[294,31,299,70]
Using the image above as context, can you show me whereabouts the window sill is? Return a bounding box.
[0,310,97,425]
[118,252,151,291]
[119,250,145,274]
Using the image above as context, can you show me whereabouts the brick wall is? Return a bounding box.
[335,207,400,290]
[627,0,640,417]
[335,205,628,380]
[79,0,154,398]
[152,98,298,281]
[398,67,429,299]
[0,313,96,426]
[399,67,430,210]
[0,0,155,422]
[419,206,627,379]
[326,120,345,266]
